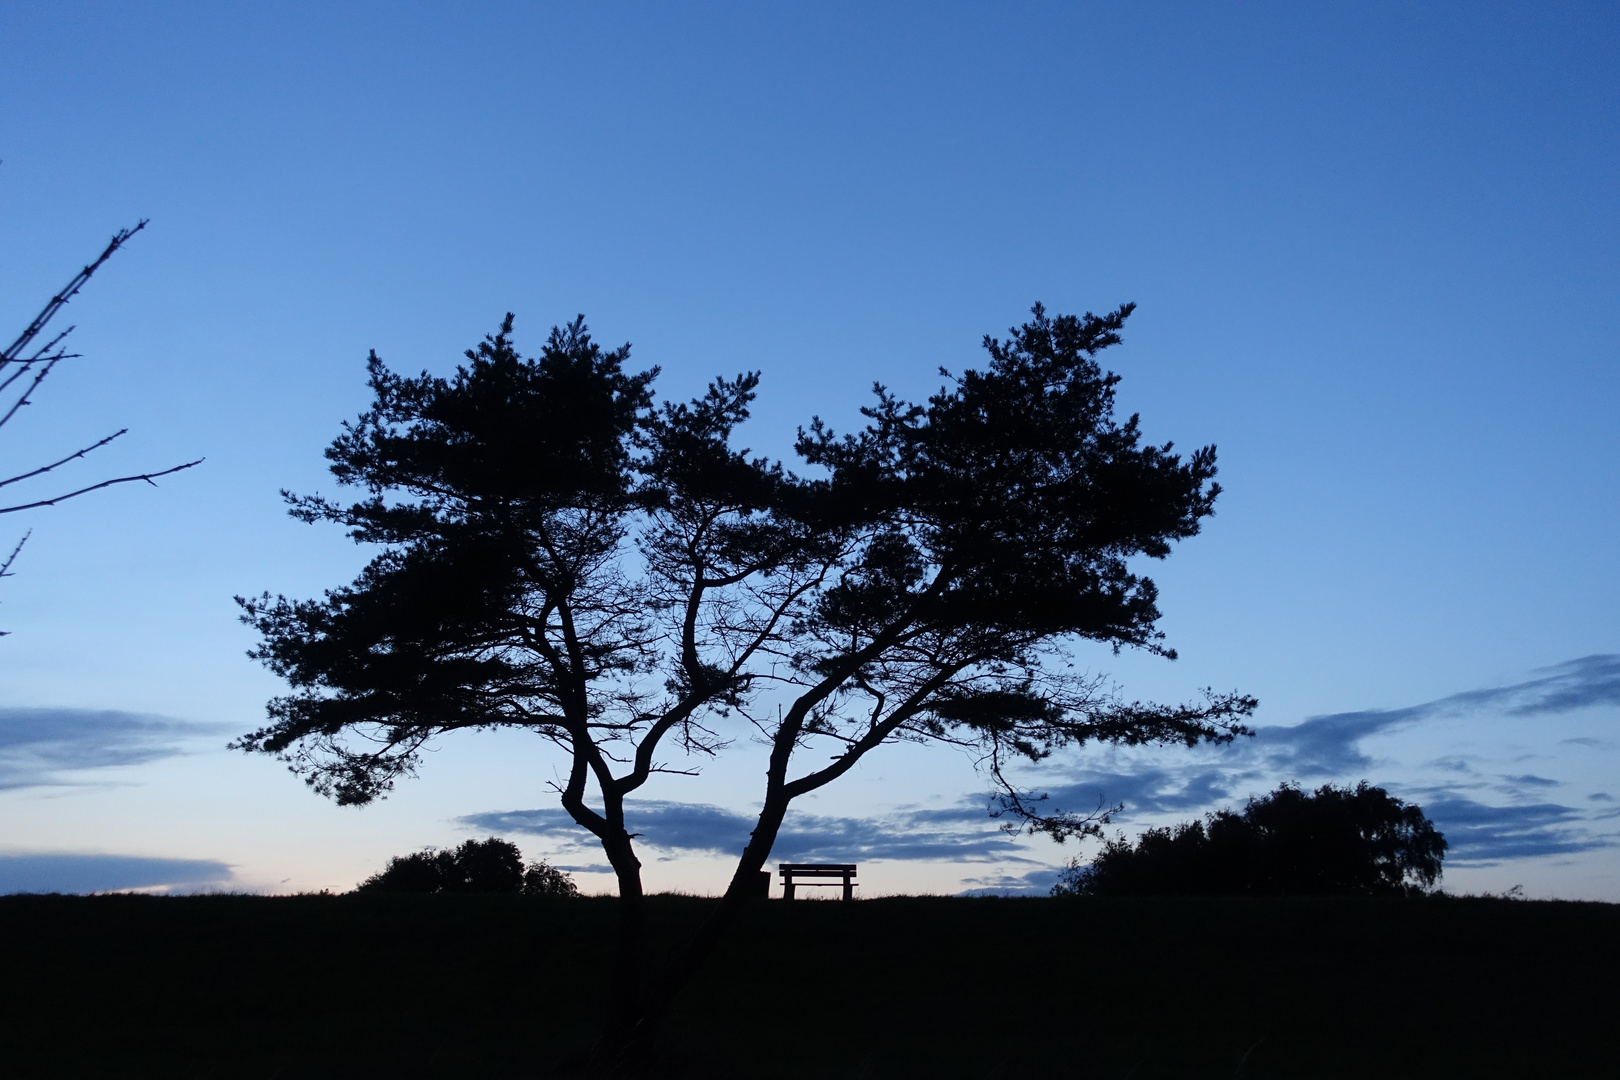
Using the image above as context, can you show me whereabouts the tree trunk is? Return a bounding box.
[599,795,792,1072]
[587,836,649,1075]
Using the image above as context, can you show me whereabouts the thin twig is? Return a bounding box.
[22,327,77,364]
[0,532,28,577]
[0,458,203,514]
[0,355,63,429]
[2,221,147,365]
[0,429,126,489]
[0,531,27,636]
[0,346,78,398]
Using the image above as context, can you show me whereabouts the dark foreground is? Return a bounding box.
[1,892,1615,1079]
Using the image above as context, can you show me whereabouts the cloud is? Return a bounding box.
[1420,796,1615,866]
[1251,707,1416,776]
[1486,654,1620,715]
[465,656,1620,884]
[1039,767,1239,819]
[775,808,1031,863]
[957,866,1065,896]
[461,798,1030,864]
[1500,774,1560,788]
[0,853,234,894]
[982,655,1620,881]
[0,707,227,790]
[1249,655,1620,780]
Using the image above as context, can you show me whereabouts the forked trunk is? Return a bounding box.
[590,797,791,1074]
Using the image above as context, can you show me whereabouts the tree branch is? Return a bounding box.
[0,457,204,514]
[782,663,966,800]
[0,354,63,430]
[2,221,147,366]
[0,429,127,489]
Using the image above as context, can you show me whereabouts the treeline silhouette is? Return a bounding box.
[356,837,579,897]
[1054,782,1447,897]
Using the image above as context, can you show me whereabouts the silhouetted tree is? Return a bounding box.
[1,221,202,631]
[357,847,454,893]
[236,304,1255,1066]
[522,859,583,898]
[1052,782,1447,897]
[356,836,578,896]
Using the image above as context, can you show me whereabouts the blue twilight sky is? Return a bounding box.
[1,2,1617,898]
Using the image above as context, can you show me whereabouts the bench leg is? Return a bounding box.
[843,878,853,901]
[783,879,795,900]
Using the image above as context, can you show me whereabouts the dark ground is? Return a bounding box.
[0,892,1614,1078]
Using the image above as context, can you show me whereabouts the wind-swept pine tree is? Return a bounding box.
[238,304,1255,1065]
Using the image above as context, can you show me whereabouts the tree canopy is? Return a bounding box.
[356,837,579,897]
[237,303,1255,1058]
[1052,782,1448,897]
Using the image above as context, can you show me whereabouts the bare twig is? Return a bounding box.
[2,221,147,366]
[0,531,28,636]
[0,344,78,399]
[0,532,28,578]
[0,430,126,489]
[0,220,201,529]
[0,353,63,429]
[0,458,204,515]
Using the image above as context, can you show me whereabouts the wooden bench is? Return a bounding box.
[778,863,858,901]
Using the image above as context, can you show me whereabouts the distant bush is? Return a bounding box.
[1053,782,1447,898]
[520,859,582,898]
[356,837,579,897]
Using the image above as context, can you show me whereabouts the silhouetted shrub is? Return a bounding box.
[359,848,452,893]
[521,860,581,898]
[356,837,577,896]
[1053,782,1447,897]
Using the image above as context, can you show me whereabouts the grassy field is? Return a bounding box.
[1,891,1615,1078]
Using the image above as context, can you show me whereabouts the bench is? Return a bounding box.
[778,863,858,901]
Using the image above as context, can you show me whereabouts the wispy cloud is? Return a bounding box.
[1022,656,1620,817]
[0,707,227,790]
[957,866,1065,896]
[1486,655,1620,715]
[1039,767,1241,819]
[469,657,1620,884]
[0,853,234,894]
[1500,773,1561,788]
[1032,658,1620,875]
[1250,654,1620,779]
[1419,796,1616,866]
[1250,707,1412,775]
[460,799,1030,864]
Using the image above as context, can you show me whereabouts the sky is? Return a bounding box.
[1,1,1616,899]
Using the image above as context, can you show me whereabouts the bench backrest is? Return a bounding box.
[778,864,857,878]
